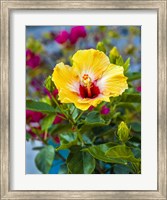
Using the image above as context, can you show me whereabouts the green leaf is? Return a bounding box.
[80,111,110,133]
[26,133,31,141]
[132,148,141,159]
[130,161,141,174]
[96,41,106,53]
[35,145,55,174]
[84,111,106,125]
[123,57,130,73]
[116,102,136,110]
[26,37,43,53]
[127,141,140,148]
[116,55,124,66]
[120,93,141,103]
[82,133,94,145]
[26,100,55,113]
[40,96,52,105]
[108,30,120,38]
[56,132,78,151]
[66,104,79,120]
[32,146,44,151]
[58,164,68,174]
[83,143,127,165]
[72,109,79,120]
[44,76,56,92]
[114,164,131,174]
[125,44,136,55]
[129,122,141,132]
[93,126,116,142]
[106,145,139,163]
[127,72,141,82]
[67,150,95,174]
[50,123,72,136]
[43,32,53,40]
[40,114,56,131]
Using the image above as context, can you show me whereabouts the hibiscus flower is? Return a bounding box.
[52,49,128,110]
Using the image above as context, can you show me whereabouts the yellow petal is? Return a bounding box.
[74,96,110,111]
[72,49,110,81]
[52,62,79,93]
[58,89,77,103]
[59,88,109,111]
[90,96,110,107]
[58,88,91,110]
[77,95,110,108]
[97,64,128,97]
[51,61,107,111]
[73,102,90,111]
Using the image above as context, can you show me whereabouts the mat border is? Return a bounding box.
[0,0,166,199]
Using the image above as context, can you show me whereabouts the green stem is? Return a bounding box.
[56,151,66,162]
[75,111,84,122]
[77,131,84,146]
[51,94,75,125]
[51,94,66,116]
[30,127,48,145]
[128,73,141,82]
[44,131,48,141]
[57,114,66,120]
[50,93,85,147]
[37,133,47,145]
[71,106,76,116]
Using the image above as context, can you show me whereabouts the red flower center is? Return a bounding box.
[79,74,100,99]
[79,82,100,99]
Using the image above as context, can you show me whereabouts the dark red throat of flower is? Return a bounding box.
[79,83,100,99]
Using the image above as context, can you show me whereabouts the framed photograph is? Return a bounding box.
[0,0,166,199]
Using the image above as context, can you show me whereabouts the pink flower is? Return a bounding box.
[54,27,87,45]
[26,49,41,69]
[52,89,59,97]
[26,111,64,142]
[101,105,110,115]
[31,79,41,92]
[26,110,44,123]
[44,88,59,99]
[53,114,64,124]
[26,110,45,140]
[136,86,141,92]
[53,136,60,144]
[88,106,94,111]
[69,26,87,44]
[55,30,69,44]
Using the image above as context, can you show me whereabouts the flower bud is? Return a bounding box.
[117,121,130,143]
[44,75,56,92]
[109,47,120,63]
[110,47,119,57]
[96,42,106,53]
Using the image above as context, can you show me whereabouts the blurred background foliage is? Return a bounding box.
[26,26,141,174]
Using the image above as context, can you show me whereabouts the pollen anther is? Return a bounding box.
[82,74,93,97]
[82,74,92,86]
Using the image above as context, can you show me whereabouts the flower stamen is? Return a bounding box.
[82,74,92,97]
[79,73,100,99]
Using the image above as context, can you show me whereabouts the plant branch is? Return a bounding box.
[56,151,66,162]
[50,94,75,125]
[71,106,76,116]
[75,111,84,122]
